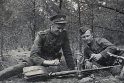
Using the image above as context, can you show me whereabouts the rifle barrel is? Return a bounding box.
[107,52,124,59]
[50,65,121,76]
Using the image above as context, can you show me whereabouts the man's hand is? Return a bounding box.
[85,60,93,69]
[43,59,60,66]
[90,53,102,61]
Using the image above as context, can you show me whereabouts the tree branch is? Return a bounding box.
[94,25,124,33]
[84,0,124,15]
[96,4,124,15]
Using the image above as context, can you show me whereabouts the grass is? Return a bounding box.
[0,49,124,83]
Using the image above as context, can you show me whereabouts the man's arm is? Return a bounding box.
[30,31,61,66]
[98,38,117,58]
[84,46,94,59]
[30,31,45,65]
[62,30,75,70]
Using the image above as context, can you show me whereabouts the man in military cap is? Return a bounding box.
[0,14,75,80]
[79,25,124,79]
[79,25,123,68]
[30,14,75,70]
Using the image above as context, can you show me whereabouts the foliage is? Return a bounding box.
[0,0,124,53]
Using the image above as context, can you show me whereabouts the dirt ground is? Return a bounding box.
[0,49,124,83]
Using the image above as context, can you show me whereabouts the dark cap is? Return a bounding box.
[79,26,91,35]
[50,14,67,24]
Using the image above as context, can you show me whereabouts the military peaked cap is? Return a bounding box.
[50,14,67,24]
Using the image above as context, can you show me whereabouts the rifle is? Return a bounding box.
[50,65,120,76]
[107,52,124,60]
[24,65,121,80]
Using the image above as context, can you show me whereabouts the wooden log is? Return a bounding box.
[0,62,28,80]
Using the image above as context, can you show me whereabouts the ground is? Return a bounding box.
[0,47,124,83]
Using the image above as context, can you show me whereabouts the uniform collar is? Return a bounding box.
[87,38,95,46]
[50,30,61,37]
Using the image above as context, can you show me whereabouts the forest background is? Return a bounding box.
[0,0,124,60]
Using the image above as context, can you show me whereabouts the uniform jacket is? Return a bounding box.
[30,29,75,70]
[84,38,118,66]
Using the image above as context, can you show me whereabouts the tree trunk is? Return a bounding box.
[0,33,3,59]
[0,32,4,70]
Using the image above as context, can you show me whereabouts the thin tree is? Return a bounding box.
[59,0,63,10]
[78,0,81,52]
[29,0,36,42]
[0,29,3,60]
[77,0,84,77]
[32,0,36,42]
[0,0,4,61]
[91,0,94,36]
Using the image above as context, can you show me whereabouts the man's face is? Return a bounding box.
[81,30,93,44]
[51,23,66,35]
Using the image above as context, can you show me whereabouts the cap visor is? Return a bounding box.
[54,21,67,24]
